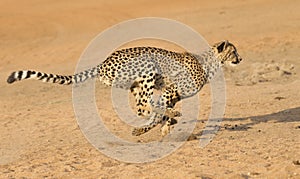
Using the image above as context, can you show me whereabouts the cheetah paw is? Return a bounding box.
[165,109,182,118]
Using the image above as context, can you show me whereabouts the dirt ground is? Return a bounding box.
[1,0,300,178]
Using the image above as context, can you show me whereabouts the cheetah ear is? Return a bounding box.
[216,40,229,53]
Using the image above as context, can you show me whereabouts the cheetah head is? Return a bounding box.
[212,40,242,66]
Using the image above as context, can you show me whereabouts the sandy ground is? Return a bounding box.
[1,0,300,178]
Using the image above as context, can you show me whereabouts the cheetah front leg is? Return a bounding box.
[156,83,182,136]
[160,117,178,137]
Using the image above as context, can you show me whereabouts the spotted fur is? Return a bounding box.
[7,40,242,136]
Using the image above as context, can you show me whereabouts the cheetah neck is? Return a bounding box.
[191,49,222,81]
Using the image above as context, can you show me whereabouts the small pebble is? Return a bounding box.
[274,96,285,100]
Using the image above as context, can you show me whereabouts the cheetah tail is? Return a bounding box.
[7,68,99,85]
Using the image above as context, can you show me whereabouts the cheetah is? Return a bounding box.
[7,40,242,136]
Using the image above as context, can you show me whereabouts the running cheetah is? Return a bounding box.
[7,40,242,136]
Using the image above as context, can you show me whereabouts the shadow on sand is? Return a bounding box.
[221,106,300,131]
[189,107,300,141]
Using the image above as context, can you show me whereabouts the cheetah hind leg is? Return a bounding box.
[130,76,155,118]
